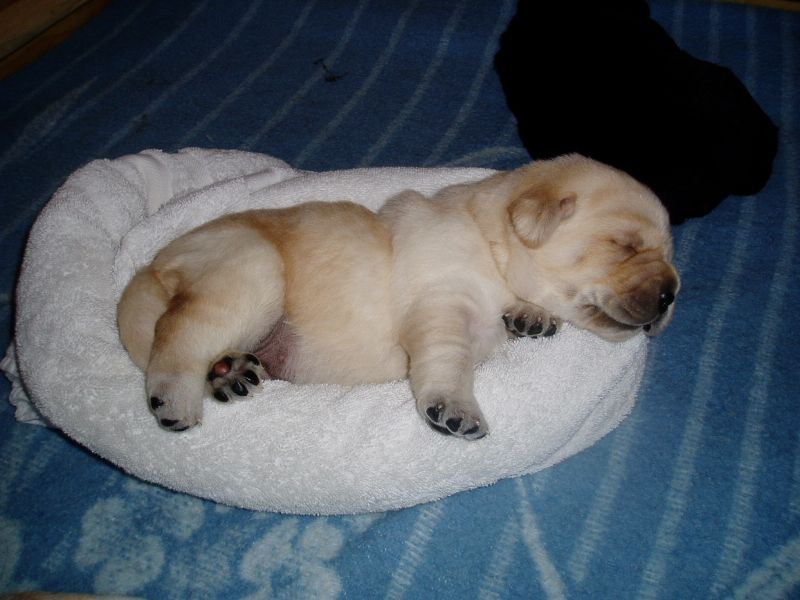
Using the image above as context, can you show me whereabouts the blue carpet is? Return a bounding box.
[1,0,799,597]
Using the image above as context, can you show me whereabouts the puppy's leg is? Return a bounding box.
[401,296,488,440]
[147,231,284,431]
[118,266,169,371]
[502,299,561,338]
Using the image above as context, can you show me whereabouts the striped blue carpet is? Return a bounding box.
[1,0,799,597]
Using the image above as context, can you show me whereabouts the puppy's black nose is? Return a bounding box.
[658,290,675,313]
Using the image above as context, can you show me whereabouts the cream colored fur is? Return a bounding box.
[117,154,679,437]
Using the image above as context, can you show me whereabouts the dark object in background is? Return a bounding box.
[494,1,779,224]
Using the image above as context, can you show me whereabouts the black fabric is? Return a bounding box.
[494,0,779,223]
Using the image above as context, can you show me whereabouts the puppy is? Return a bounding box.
[117,154,679,438]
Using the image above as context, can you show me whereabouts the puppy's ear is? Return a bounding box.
[508,186,576,248]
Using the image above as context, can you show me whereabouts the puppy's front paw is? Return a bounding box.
[207,352,268,403]
[419,396,488,440]
[503,301,560,338]
[147,373,204,432]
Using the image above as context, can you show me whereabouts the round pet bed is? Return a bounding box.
[4,148,647,514]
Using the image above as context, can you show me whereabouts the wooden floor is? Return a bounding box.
[719,0,800,10]
[0,0,796,82]
[0,0,110,80]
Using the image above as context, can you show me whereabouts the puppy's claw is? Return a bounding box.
[230,379,248,396]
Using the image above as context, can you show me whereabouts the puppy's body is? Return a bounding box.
[118,155,679,436]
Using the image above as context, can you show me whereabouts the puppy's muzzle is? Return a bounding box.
[616,276,676,322]
[598,267,678,336]
[643,282,678,336]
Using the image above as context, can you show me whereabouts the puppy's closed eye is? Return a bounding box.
[609,232,644,253]
[609,240,637,255]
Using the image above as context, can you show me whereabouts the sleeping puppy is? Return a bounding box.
[117,154,679,438]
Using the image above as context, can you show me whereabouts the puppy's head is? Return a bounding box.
[505,155,680,341]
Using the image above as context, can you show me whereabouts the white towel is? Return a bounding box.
[2,148,646,514]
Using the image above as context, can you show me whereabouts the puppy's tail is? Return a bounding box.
[117,266,170,371]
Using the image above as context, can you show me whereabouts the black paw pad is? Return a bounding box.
[208,351,268,402]
[426,404,443,422]
[242,370,259,385]
[445,417,462,433]
[428,421,453,436]
[527,322,543,336]
[230,380,248,396]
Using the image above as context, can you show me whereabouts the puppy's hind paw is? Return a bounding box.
[503,301,561,338]
[207,352,268,403]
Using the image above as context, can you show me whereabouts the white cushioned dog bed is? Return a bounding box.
[2,148,647,514]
